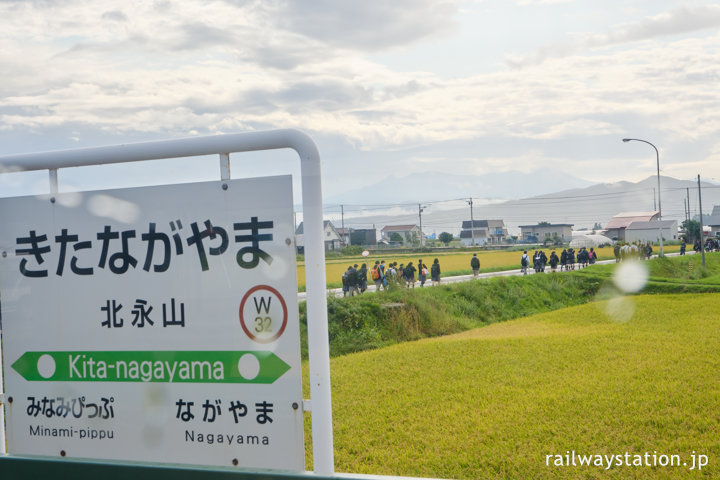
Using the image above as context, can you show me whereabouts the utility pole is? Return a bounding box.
[698,175,706,269]
[418,204,426,247]
[467,198,475,246]
[687,187,691,221]
[340,205,349,246]
[653,187,656,211]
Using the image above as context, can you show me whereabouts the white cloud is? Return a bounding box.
[593,5,720,45]
[508,4,720,68]
[514,0,572,4]
[3,27,720,155]
[275,0,458,51]
[101,10,128,22]
[2,0,720,195]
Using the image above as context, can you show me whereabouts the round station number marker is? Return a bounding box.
[239,285,288,343]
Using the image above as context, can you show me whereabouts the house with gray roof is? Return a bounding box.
[624,220,678,244]
[703,205,720,237]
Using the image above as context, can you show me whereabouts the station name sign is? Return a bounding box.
[0,176,304,470]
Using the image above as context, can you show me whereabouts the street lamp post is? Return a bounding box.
[698,174,706,269]
[467,198,475,246]
[623,138,663,256]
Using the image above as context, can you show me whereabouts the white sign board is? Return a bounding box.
[0,176,304,470]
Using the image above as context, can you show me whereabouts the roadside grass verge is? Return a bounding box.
[577,252,720,294]
[299,273,603,358]
[307,294,720,479]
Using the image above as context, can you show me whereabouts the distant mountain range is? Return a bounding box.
[332,175,720,235]
[323,170,593,206]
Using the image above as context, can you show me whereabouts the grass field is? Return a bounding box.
[296,245,682,290]
[305,293,720,479]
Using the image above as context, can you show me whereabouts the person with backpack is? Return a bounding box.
[534,250,543,273]
[430,258,441,286]
[385,262,397,289]
[470,253,480,278]
[418,258,428,287]
[404,261,416,288]
[348,264,360,296]
[588,247,596,264]
[371,260,383,291]
[359,263,368,293]
[577,248,586,268]
[342,266,351,296]
[567,248,576,270]
[549,251,559,272]
[520,251,529,275]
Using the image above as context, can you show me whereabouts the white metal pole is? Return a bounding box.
[219,152,231,181]
[0,129,334,474]
[0,329,6,454]
[298,143,335,475]
[49,168,59,195]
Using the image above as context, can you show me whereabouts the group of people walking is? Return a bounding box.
[342,244,639,295]
[520,247,597,274]
[341,258,442,296]
[699,238,720,253]
[612,242,655,261]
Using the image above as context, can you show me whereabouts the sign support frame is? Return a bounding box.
[0,129,334,475]
[0,339,5,455]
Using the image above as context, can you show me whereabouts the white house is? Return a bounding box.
[624,220,678,244]
[519,223,573,243]
[459,220,508,246]
[295,220,343,252]
[381,225,421,245]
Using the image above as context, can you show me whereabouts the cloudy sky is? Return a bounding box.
[1,0,720,204]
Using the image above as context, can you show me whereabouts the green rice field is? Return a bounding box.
[305,293,720,479]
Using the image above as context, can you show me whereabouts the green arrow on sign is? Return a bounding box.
[11,350,291,384]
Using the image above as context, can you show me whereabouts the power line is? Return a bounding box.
[321,186,667,212]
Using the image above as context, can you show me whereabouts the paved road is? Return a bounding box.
[297,251,694,300]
